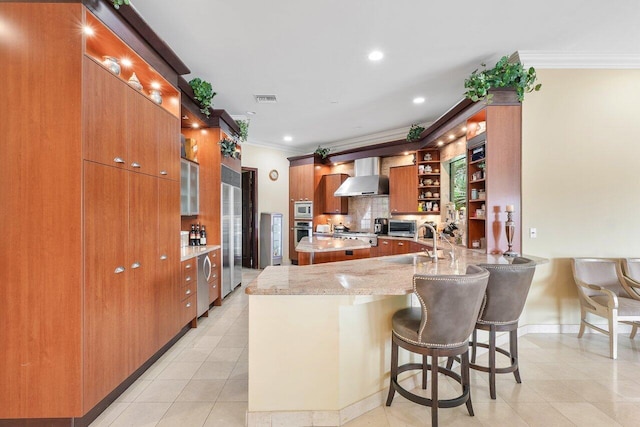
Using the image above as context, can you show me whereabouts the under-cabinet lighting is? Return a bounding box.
[120,58,132,68]
[150,82,161,90]
[403,152,409,156]
[170,97,179,105]
[413,97,425,104]
[437,141,444,146]
[283,135,293,142]
[201,129,208,135]
[368,50,384,61]
[83,25,94,36]
[462,126,467,132]
[191,123,199,129]
[448,134,455,140]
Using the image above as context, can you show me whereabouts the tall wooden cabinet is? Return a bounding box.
[389,165,418,214]
[0,3,183,422]
[321,173,348,214]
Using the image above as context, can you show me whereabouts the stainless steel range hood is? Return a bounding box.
[333,157,389,197]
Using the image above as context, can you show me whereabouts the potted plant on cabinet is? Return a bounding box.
[189,78,217,117]
[314,146,331,159]
[464,55,541,103]
[406,124,425,142]
[220,137,241,159]
[111,0,130,9]
[237,120,249,143]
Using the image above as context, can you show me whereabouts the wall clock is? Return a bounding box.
[269,169,279,181]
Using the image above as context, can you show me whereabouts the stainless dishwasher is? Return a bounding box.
[197,253,213,317]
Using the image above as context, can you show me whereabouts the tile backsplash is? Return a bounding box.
[349,196,389,231]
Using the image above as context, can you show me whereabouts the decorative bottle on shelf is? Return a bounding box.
[200,225,207,246]
[195,224,201,246]
[189,224,196,246]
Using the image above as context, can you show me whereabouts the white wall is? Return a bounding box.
[241,143,299,265]
[521,69,640,325]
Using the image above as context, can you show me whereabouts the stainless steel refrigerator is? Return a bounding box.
[221,165,242,298]
[259,212,283,268]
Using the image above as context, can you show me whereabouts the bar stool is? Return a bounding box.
[386,265,489,427]
[468,257,536,399]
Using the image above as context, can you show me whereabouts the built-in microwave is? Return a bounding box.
[294,201,313,219]
[388,219,417,237]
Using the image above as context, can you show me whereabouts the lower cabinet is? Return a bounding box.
[209,248,221,306]
[373,238,427,257]
[181,258,197,326]
[298,248,370,265]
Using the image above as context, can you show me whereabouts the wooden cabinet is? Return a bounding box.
[180,258,197,326]
[181,159,199,215]
[322,173,348,214]
[416,148,441,214]
[389,165,418,214]
[375,238,412,256]
[289,164,315,202]
[0,4,183,420]
[158,109,181,180]
[209,248,221,306]
[465,103,522,254]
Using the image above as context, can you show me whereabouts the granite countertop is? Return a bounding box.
[296,236,371,253]
[180,244,221,261]
[246,249,547,296]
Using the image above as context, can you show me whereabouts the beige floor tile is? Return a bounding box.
[190,334,223,349]
[494,381,546,403]
[592,401,640,427]
[138,359,170,380]
[229,360,248,380]
[115,379,152,403]
[471,401,528,426]
[218,379,248,402]
[550,402,622,426]
[526,380,586,402]
[176,379,226,402]
[110,402,172,427]
[507,402,574,426]
[206,346,244,363]
[135,379,189,402]
[203,401,248,427]
[192,361,237,380]
[218,334,248,348]
[156,361,204,380]
[89,402,130,427]
[156,401,214,427]
[343,406,389,427]
[175,347,215,362]
[561,379,625,402]
[596,378,640,401]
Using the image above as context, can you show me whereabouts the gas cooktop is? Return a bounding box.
[332,231,378,246]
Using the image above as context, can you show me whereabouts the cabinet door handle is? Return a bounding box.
[212,284,217,288]
[212,253,216,257]
[185,276,192,282]
[383,241,389,245]
[186,302,192,308]
[131,162,141,168]
[185,289,191,295]
[212,263,217,268]
[398,242,404,246]
[212,273,217,278]
[131,262,141,269]
[185,264,192,269]
[160,254,168,260]
[113,157,125,164]
[114,266,125,274]
[160,170,168,175]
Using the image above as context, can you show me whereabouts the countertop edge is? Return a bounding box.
[180,244,221,261]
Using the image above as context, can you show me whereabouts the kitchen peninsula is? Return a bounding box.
[245,247,546,426]
[295,236,371,265]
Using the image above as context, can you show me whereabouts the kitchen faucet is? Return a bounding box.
[439,232,456,262]
[415,222,438,263]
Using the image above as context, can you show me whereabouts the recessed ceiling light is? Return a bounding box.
[83,26,94,36]
[462,126,467,132]
[283,135,293,142]
[413,97,425,104]
[246,111,256,115]
[368,50,384,61]
[448,134,455,140]
[191,123,199,129]
[437,141,444,146]
[120,58,132,67]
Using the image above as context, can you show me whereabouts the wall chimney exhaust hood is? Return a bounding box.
[333,157,389,197]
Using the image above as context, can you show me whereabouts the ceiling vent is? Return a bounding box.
[254,94,278,103]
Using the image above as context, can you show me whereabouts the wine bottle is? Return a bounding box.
[195,224,201,246]
[200,225,207,245]
[189,224,196,246]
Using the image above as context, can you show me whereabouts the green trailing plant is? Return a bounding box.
[464,55,541,103]
[188,77,216,117]
[314,146,330,159]
[406,124,425,142]
[236,120,249,143]
[219,137,240,159]
[111,0,130,9]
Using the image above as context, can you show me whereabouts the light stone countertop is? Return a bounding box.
[180,244,221,262]
[246,249,547,296]
[295,236,371,253]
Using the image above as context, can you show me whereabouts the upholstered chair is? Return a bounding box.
[619,258,640,308]
[465,257,536,399]
[572,258,640,359]
[386,265,489,427]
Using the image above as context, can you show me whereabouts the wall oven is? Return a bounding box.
[293,220,313,244]
[294,201,313,219]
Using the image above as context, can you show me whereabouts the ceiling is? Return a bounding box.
[131,0,640,154]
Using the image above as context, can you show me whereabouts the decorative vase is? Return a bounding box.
[102,56,121,75]
[149,89,163,105]
[127,72,143,91]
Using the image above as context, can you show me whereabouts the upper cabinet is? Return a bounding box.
[321,174,348,214]
[289,164,315,203]
[389,165,418,214]
[181,159,199,216]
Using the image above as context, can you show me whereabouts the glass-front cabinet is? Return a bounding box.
[180,158,199,215]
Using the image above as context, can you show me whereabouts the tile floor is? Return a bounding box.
[91,268,640,426]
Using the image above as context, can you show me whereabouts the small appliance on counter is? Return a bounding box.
[333,223,350,233]
[418,221,438,239]
[374,218,389,235]
[316,224,331,233]
[388,219,417,237]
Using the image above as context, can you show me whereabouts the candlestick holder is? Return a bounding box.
[504,210,519,257]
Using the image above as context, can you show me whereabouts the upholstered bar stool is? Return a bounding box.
[386,265,489,427]
[466,257,536,399]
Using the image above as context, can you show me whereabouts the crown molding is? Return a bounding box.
[517,51,640,69]
[242,138,307,155]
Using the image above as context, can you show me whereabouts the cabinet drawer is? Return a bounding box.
[181,259,196,286]
[181,294,197,326]
[181,284,196,301]
[209,277,220,305]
